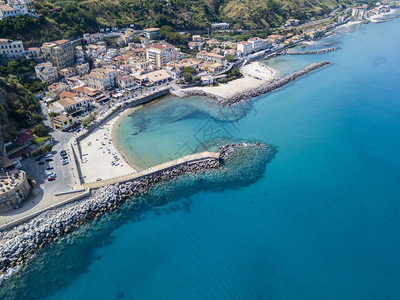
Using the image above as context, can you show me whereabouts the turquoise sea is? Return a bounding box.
[2,17,400,299]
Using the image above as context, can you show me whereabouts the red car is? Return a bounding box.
[47,176,56,181]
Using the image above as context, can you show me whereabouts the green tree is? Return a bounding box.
[183,72,192,82]
[225,54,236,62]
[182,66,198,75]
[32,124,48,137]
[48,112,58,118]
[32,114,43,124]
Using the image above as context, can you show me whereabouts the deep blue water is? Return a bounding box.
[3,18,400,299]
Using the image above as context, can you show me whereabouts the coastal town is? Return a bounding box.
[0,0,399,282]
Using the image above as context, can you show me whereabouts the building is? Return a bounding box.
[196,51,225,63]
[267,34,286,44]
[34,62,58,84]
[143,28,160,40]
[51,114,73,131]
[0,0,36,20]
[236,41,252,56]
[145,69,172,85]
[285,19,300,27]
[146,44,182,68]
[0,171,31,213]
[248,37,264,53]
[0,39,25,60]
[211,23,230,30]
[25,47,41,60]
[59,66,77,78]
[117,74,136,90]
[206,39,221,48]
[83,33,104,44]
[41,39,75,70]
[0,5,17,19]
[75,62,89,76]
[50,97,90,116]
[87,67,117,90]
[75,46,85,64]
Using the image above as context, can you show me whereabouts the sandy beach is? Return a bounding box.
[79,107,142,183]
[185,61,277,98]
[368,9,399,22]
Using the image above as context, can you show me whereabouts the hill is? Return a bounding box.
[0,0,340,45]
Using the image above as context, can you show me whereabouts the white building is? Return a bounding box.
[35,62,58,84]
[248,37,263,53]
[0,0,36,20]
[236,41,252,56]
[87,67,117,90]
[0,38,25,60]
[146,44,183,68]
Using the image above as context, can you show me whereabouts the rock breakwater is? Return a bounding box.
[286,47,339,55]
[0,143,262,279]
[184,61,330,106]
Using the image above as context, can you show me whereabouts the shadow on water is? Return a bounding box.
[0,141,277,300]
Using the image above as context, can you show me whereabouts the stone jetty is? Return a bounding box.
[184,61,331,106]
[286,47,339,55]
[324,41,339,46]
[0,143,257,279]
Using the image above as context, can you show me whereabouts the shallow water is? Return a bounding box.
[2,17,400,299]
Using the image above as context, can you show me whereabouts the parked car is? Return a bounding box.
[45,158,53,162]
[47,176,56,181]
[46,172,56,177]
[45,153,53,158]
[35,156,43,161]
[38,161,45,165]
[59,149,66,154]
[46,166,54,170]
[62,160,69,165]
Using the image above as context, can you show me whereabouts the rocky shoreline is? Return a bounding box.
[0,143,259,280]
[286,47,339,55]
[184,61,330,106]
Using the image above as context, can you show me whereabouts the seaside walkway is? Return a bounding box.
[74,151,221,190]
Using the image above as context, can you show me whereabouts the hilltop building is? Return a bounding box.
[41,39,75,70]
[0,38,25,61]
[211,23,230,30]
[143,28,160,40]
[0,0,36,20]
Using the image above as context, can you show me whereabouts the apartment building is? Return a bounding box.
[41,39,75,70]
[117,74,136,90]
[34,62,58,84]
[236,41,253,56]
[146,44,182,68]
[196,51,225,63]
[87,67,117,90]
[0,38,25,60]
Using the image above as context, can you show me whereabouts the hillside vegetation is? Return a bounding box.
[0,0,339,45]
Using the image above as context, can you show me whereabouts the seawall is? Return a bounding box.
[0,147,229,276]
[286,47,339,55]
[184,61,330,106]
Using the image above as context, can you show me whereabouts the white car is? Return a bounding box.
[62,160,69,165]
[45,153,53,158]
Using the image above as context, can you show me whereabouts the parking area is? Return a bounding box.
[22,148,74,196]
